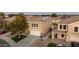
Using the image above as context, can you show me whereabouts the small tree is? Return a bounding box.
[51,14,58,17]
[4,14,29,38]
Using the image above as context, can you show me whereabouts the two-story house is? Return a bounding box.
[26,16,52,37]
[52,16,79,46]
[4,16,52,37]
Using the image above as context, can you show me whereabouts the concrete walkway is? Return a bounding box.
[28,38,52,47]
[28,32,52,47]
[14,35,40,47]
[0,35,16,46]
[0,32,41,47]
[42,32,51,40]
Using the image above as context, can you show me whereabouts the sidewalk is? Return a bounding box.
[0,35,16,46]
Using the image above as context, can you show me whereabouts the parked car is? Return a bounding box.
[0,30,6,35]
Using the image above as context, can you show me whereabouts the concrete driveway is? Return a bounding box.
[0,39,10,47]
[13,35,40,47]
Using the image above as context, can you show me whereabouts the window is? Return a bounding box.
[74,27,78,32]
[63,25,66,30]
[60,25,62,29]
[61,34,64,38]
[34,24,36,27]
[54,33,57,38]
[35,24,38,27]
[32,24,33,27]
[32,24,38,27]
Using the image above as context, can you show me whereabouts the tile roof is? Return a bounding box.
[58,16,79,24]
[4,16,15,22]
[25,16,52,22]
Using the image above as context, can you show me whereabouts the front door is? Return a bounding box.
[54,33,57,39]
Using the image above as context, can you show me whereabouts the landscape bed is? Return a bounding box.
[12,35,26,43]
[47,43,57,47]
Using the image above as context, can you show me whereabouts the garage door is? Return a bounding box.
[30,31,41,36]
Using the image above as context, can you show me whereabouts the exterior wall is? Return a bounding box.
[68,21,79,33]
[67,21,79,42]
[67,33,79,42]
[41,20,52,36]
[52,23,67,40]
[28,20,52,36]
[27,21,42,36]
[58,33,66,40]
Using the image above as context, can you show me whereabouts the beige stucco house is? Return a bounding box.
[52,16,79,44]
[26,16,52,36]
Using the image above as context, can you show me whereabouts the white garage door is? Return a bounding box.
[69,34,79,42]
[30,31,41,36]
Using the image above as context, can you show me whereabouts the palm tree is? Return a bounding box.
[4,14,29,38]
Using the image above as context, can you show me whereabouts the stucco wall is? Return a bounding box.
[67,21,79,42]
[27,21,42,36]
[52,31,66,40]
[28,20,52,36]
[42,20,52,36]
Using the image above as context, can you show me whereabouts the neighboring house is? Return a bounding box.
[52,16,79,46]
[4,16,15,22]
[26,16,52,36]
[5,14,9,18]
[51,16,61,24]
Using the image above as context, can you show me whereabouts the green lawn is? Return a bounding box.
[12,35,26,43]
[47,43,57,47]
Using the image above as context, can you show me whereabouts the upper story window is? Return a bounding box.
[60,25,62,29]
[74,27,78,32]
[32,24,33,27]
[59,25,66,30]
[63,25,66,30]
[32,24,38,27]
[35,24,38,27]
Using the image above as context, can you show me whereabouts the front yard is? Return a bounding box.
[12,35,26,43]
